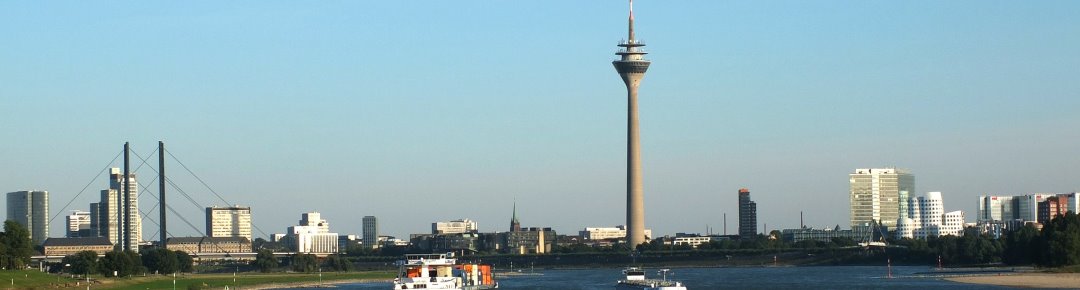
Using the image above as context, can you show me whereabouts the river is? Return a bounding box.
[294,266,1016,289]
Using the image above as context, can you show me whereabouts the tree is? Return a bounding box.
[1040,212,1080,267]
[62,251,100,275]
[252,249,278,273]
[176,251,194,273]
[290,254,318,273]
[324,255,352,272]
[1004,224,1041,265]
[100,250,143,277]
[142,248,180,274]
[2,220,34,269]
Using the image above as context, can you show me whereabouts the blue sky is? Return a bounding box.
[2,1,1079,240]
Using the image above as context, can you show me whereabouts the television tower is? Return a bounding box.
[613,0,650,247]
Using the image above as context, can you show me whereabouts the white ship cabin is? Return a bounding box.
[624,267,646,281]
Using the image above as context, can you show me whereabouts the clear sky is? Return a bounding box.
[2,1,1079,240]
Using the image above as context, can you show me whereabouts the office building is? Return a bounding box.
[42,237,113,256]
[977,195,1017,222]
[896,192,964,239]
[1039,193,1078,224]
[781,225,876,243]
[432,219,478,234]
[849,168,914,228]
[299,212,330,233]
[205,206,252,240]
[286,212,338,254]
[6,190,49,244]
[579,226,652,241]
[738,188,757,239]
[502,227,556,254]
[977,193,1076,224]
[363,216,379,249]
[165,236,252,254]
[90,168,140,246]
[66,210,92,238]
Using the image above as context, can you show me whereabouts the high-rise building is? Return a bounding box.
[432,219,478,234]
[738,188,757,239]
[66,210,92,238]
[92,168,140,246]
[362,216,379,249]
[205,206,252,240]
[6,190,49,244]
[849,168,914,228]
[613,0,652,247]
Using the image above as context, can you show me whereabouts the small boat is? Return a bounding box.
[616,267,687,290]
[392,253,498,290]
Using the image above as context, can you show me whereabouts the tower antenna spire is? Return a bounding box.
[628,0,635,42]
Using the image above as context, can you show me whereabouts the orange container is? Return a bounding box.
[480,265,493,284]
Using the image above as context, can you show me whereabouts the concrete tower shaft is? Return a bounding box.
[613,0,650,248]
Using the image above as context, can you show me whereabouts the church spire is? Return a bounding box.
[510,202,522,232]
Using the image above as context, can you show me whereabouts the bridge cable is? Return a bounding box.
[47,150,123,233]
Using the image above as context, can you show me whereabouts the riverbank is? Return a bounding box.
[78,271,395,290]
[946,272,1080,288]
[241,278,392,289]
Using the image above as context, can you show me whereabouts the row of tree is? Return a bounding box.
[890,212,1080,267]
[60,248,194,276]
[1003,211,1080,267]
[250,249,352,273]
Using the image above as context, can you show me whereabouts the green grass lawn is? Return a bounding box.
[96,271,394,290]
[0,270,393,290]
[0,270,79,289]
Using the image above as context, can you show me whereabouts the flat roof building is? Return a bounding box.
[7,190,49,245]
[205,206,252,240]
[850,168,914,228]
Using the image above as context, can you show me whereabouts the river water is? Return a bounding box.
[295,266,1018,289]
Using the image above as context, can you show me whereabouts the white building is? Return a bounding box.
[977,195,1016,222]
[671,236,712,248]
[579,225,652,240]
[850,168,915,228]
[66,210,91,238]
[896,192,965,239]
[379,236,410,247]
[205,206,252,240]
[287,212,339,254]
[300,212,330,232]
[432,219,478,234]
[941,211,965,236]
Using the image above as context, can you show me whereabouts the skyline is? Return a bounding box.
[3,1,1080,239]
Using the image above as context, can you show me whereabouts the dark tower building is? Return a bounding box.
[510,203,522,232]
[738,188,757,239]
